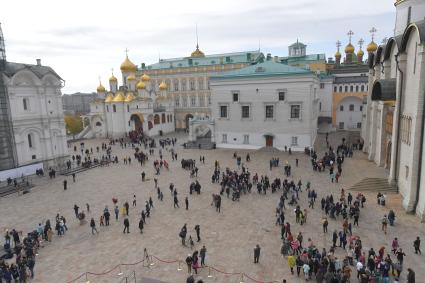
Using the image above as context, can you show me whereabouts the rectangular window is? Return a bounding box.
[340,105,344,111]
[265,105,274,119]
[319,102,322,111]
[339,122,344,129]
[181,80,187,91]
[357,122,362,128]
[349,104,354,111]
[208,96,211,105]
[278,91,285,101]
[183,96,188,107]
[291,136,298,146]
[28,134,33,148]
[32,155,36,160]
[23,98,28,110]
[199,95,205,107]
[233,92,239,102]
[198,79,204,90]
[222,134,227,143]
[320,83,325,89]
[220,106,228,118]
[173,80,179,91]
[243,134,249,144]
[241,106,250,118]
[190,80,196,91]
[190,96,196,107]
[175,96,180,107]
[290,105,301,119]
[360,105,363,111]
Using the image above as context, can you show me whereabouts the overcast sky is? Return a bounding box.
[1,0,395,94]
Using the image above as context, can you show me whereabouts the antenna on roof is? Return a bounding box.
[195,23,199,49]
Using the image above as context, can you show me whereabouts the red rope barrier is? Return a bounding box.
[208,266,241,276]
[152,255,179,264]
[87,264,120,276]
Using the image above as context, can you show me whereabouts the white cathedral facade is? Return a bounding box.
[2,59,68,169]
[362,0,425,219]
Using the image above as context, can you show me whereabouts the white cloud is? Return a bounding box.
[0,0,395,93]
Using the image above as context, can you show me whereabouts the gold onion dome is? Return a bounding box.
[141,73,150,82]
[357,49,364,57]
[127,75,136,81]
[335,51,341,58]
[96,83,106,93]
[105,93,114,103]
[159,81,167,91]
[112,92,126,102]
[125,92,136,102]
[191,45,205,58]
[367,41,378,53]
[345,43,355,54]
[136,80,146,89]
[120,56,137,72]
[109,74,117,82]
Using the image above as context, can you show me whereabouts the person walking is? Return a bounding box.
[287,254,296,274]
[185,197,189,210]
[185,254,193,274]
[253,244,261,263]
[138,218,144,234]
[407,268,415,283]
[174,195,180,208]
[114,205,119,221]
[413,236,421,254]
[133,195,137,206]
[382,215,388,234]
[180,224,187,246]
[72,173,76,182]
[73,204,79,218]
[123,217,130,233]
[322,217,328,233]
[90,218,98,234]
[194,225,201,242]
[63,179,68,190]
[200,245,207,266]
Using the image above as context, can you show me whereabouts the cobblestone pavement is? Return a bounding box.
[0,132,424,283]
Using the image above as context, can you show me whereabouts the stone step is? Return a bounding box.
[349,177,397,193]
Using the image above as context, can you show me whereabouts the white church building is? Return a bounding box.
[210,60,319,150]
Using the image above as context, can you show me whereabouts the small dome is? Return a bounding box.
[141,73,150,82]
[120,56,137,72]
[109,74,117,82]
[345,43,355,54]
[127,75,136,81]
[335,51,341,58]
[97,83,106,93]
[105,93,114,103]
[136,80,146,90]
[367,41,378,53]
[159,81,167,91]
[357,49,364,57]
[191,45,205,58]
[125,92,136,102]
[112,92,125,103]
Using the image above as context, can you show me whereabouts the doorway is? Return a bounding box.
[265,135,274,147]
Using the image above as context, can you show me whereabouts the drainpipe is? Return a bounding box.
[393,54,404,190]
[413,89,425,214]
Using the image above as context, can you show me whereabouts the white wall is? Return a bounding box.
[335,96,363,130]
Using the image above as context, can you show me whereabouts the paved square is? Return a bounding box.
[1,132,424,283]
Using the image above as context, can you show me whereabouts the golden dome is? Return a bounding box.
[367,41,378,53]
[136,80,146,89]
[112,92,125,103]
[109,74,117,82]
[191,45,205,58]
[120,56,137,72]
[127,75,136,81]
[159,81,167,91]
[345,43,355,54]
[96,83,106,93]
[125,92,136,102]
[105,93,114,103]
[335,51,341,58]
[357,49,364,57]
[141,73,150,82]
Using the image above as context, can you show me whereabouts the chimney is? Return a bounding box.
[36,59,41,66]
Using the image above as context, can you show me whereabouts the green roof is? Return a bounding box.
[210,60,312,79]
[146,51,263,70]
[281,53,326,63]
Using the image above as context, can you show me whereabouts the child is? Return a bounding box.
[189,236,194,250]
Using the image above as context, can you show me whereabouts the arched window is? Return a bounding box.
[170,115,173,122]
[23,98,28,110]
[356,85,359,92]
[344,86,348,92]
[154,114,160,125]
[28,134,33,148]
[350,86,353,92]
[334,86,337,92]
[339,86,342,92]
[127,105,130,112]
[361,85,365,92]
[113,105,117,112]
[161,113,166,123]
[95,122,102,126]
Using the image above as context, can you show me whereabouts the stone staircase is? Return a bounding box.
[184,137,215,149]
[349,177,397,193]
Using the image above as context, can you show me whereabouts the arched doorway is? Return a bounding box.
[130,114,144,132]
[185,114,194,131]
[264,135,274,147]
